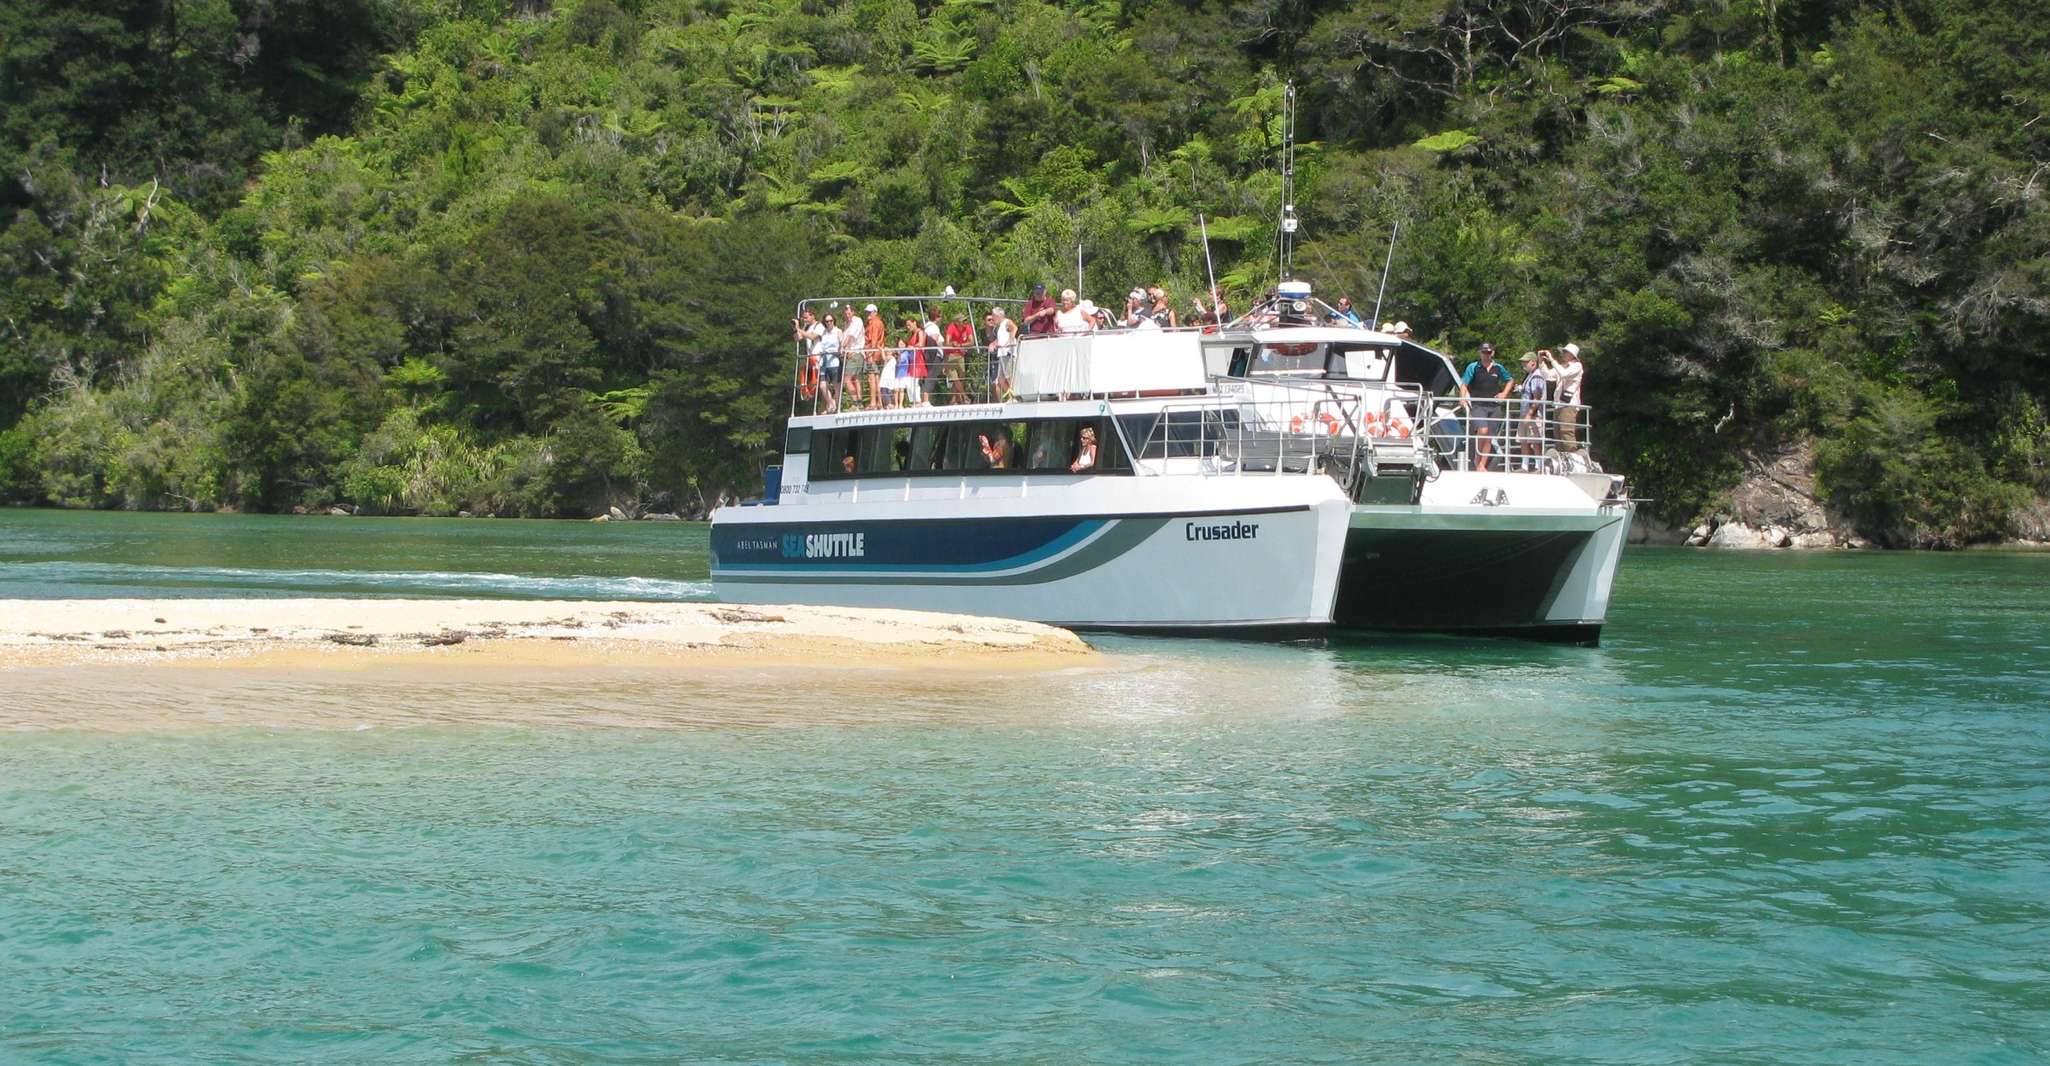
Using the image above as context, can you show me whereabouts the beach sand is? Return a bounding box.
[0,599,1096,673]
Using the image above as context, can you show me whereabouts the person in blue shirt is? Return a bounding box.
[1459,343,1514,472]
[1329,295,1363,327]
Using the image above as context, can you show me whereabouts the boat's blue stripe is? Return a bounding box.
[711,517,1107,575]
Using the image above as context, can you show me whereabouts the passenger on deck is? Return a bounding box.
[985,306,1017,399]
[1069,425,1098,473]
[1189,289,1229,327]
[840,306,865,409]
[817,309,843,413]
[1331,296,1362,327]
[1054,290,1094,334]
[1553,342,1586,451]
[1394,321,1414,342]
[1123,289,1151,329]
[1516,351,1550,470]
[942,311,975,404]
[1145,285,1177,328]
[792,308,828,411]
[901,315,931,407]
[864,304,888,409]
[1459,342,1514,472]
[1022,283,1058,337]
[920,312,944,407]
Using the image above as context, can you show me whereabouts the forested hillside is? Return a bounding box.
[3,0,2046,544]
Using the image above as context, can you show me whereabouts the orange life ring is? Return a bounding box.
[1318,411,1341,436]
[798,355,820,400]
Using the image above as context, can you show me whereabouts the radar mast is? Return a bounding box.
[1276,81,1299,284]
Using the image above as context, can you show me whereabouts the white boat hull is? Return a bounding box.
[711,476,1352,632]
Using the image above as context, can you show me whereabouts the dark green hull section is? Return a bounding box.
[1333,525,1603,645]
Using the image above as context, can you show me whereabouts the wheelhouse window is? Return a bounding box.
[1248,342,1326,375]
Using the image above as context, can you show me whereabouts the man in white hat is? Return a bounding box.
[1124,288,1150,328]
[1554,342,1585,451]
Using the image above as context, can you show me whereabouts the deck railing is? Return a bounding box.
[1124,379,1431,495]
[792,344,1018,416]
[1419,396,1595,473]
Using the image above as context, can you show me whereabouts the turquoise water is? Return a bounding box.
[4,509,2050,1062]
[0,508,710,600]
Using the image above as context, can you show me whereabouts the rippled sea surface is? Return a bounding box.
[3,509,2049,1062]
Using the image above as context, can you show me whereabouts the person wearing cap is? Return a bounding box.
[1551,342,1586,450]
[1394,321,1413,341]
[1123,288,1151,329]
[1021,283,1058,337]
[1459,342,1514,472]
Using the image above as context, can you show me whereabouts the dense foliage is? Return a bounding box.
[2,0,2046,542]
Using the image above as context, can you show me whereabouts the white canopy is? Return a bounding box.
[1011,331,1208,397]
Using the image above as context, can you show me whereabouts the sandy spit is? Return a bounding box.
[0,599,1096,673]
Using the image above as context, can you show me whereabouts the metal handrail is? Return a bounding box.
[791,343,1022,416]
[1418,395,1594,473]
[1125,382,1431,489]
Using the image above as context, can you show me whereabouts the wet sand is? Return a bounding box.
[0,599,1096,674]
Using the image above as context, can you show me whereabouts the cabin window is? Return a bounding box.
[907,424,946,471]
[1338,346,1392,381]
[852,426,907,473]
[808,429,858,479]
[805,417,1131,479]
[1024,421,1074,471]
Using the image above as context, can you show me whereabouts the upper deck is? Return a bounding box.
[782,293,1600,483]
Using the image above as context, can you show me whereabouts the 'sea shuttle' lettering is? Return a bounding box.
[795,531,866,559]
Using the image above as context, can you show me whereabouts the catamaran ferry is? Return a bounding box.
[709,285,1633,642]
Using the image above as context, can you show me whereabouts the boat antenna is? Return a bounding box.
[1199,213,1220,316]
[1371,218,1400,327]
[1276,81,1299,283]
[1076,242,1085,296]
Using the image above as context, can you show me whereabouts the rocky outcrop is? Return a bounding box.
[1629,512,1690,545]
[2012,500,2050,546]
[1683,442,1862,549]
